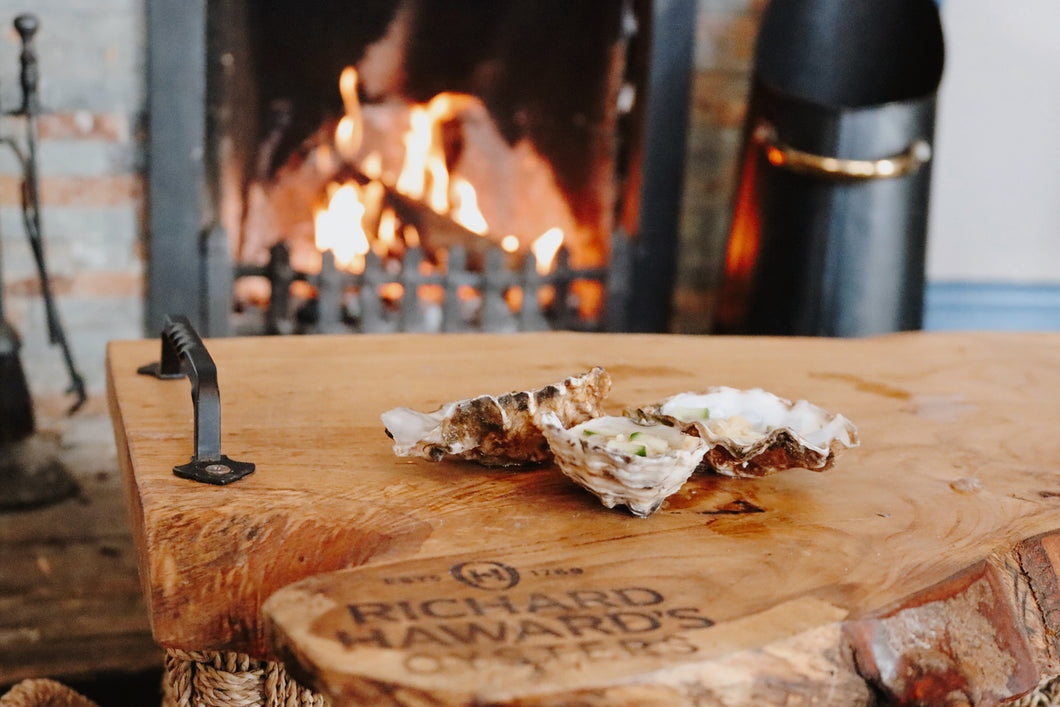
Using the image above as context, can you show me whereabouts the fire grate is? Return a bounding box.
[224,228,632,336]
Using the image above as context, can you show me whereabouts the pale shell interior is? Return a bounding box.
[660,388,856,452]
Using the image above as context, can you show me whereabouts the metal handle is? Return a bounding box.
[138,314,255,485]
[753,121,931,180]
[14,14,39,116]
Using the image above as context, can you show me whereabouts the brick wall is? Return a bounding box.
[0,0,145,399]
[672,0,765,334]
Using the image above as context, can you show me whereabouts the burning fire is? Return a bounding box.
[335,67,363,161]
[307,66,589,320]
[313,65,570,302]
[314,183,370,271]
[531,227,564,275]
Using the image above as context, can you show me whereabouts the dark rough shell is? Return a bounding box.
[381,367,611,466]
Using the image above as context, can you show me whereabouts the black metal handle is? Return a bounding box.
[14,14,39,116]
[138,314,255,485]
[753,121,932,180]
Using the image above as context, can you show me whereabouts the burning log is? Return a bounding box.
[379,177,504,266]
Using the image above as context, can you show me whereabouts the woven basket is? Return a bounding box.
[0,679,99,707]
[1011,677,1060,707]
[161,649,328,707]
[4,660,1059,706]
[158,655,1060,707]
[159,651,1058,707]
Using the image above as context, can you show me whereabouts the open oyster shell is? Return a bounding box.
[539,412,708,517]
[629,387,859,478]
[381,367,611,466]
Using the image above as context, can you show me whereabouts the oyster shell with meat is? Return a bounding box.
[539,412,707,517]
[381,367,611,466]
[629,387,859,478]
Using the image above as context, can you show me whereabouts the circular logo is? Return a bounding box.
[450,561,520,590]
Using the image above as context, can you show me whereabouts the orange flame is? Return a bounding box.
[318,71,579,288]
[314,183,369,272]
[396,106,432,201]
[335,67,363,161]
[451,177,488,235]
[339,67,359,114]
[531,227,564,275]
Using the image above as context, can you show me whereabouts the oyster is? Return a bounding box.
[381,367,611,466]
[539,412,707,517]
[631,387,859,478]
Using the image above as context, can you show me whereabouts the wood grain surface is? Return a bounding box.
[107,331,1060,705]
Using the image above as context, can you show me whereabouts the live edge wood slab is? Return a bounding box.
[107,331,1060,706]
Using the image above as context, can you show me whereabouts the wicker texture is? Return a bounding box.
[3,669,1060,706]
[157,649,1060,707]
[1010,677,1060,707]
[0,679,99,707]
[162,650,328,707]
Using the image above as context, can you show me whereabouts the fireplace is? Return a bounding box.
[145,0,695,336]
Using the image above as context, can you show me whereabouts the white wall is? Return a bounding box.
[927,0,1060,283]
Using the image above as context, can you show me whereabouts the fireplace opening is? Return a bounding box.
[146,0,695,336]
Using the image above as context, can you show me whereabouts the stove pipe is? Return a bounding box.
[716,0,945,337]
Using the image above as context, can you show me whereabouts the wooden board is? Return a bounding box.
[107,331,1060,704]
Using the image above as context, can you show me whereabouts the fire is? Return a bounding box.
[396,105,433,201]
[339,67,359,114]
[313,66,581,316]
[451,177,488,235]
[393,94,490,229]
[531,227,564,275]
[314,183,369,272]
[403,222,420,248]
[335,67,363,160]
[377,208,399,253]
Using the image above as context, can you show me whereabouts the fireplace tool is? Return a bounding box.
[0,13,85,510]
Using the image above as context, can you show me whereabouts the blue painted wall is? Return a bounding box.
[923,282,1060,331]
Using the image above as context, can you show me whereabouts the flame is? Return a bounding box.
[314,183,369,272]
[335,117,361,159]
[319,71,585,294]
[451,177,488,235]
[531,227,564,275]
[335,67,363,161]
[339,67,359,114]
[423,104,451,213]
[392,92,492,232]
[403,222,421,248]
[378,208,398,251]
[396,106,432,200]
